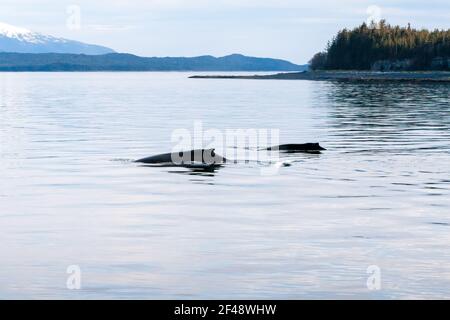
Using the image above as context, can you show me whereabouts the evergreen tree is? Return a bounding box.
[309,21,450,71]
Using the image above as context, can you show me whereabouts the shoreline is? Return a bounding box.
[189,70,450,82]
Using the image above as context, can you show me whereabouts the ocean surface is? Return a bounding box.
[1,72,449,299]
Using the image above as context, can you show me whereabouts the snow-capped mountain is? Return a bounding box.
[0,22,114,55]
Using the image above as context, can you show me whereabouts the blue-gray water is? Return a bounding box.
[1,72,449,299]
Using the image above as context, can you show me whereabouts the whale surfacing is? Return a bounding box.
[135,143,326,168]
[266,143,326,153]
[135,148,226,167]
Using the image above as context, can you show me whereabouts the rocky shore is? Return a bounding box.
[190,71,450,82]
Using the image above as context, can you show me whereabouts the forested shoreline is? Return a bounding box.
[310,21,450,71]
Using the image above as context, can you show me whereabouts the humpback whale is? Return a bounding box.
[265,143,326,153]
[135,148,226,167]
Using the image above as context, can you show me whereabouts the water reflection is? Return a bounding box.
[167,164,223,176]
[1,73,450,299]
[322,82,450,154]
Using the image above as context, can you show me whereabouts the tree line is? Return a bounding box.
[310,20,450,71]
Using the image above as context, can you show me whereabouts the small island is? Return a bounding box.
[191,21,450,82]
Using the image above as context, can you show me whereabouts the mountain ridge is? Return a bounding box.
[0,52,306,71]
[0,22,305,71]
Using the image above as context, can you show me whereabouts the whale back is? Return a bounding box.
[266,143,326,152]
[136,148,226,165]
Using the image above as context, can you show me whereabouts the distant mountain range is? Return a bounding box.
[0,22,114,55]
[0,52,306,71]
[0,22,305,71]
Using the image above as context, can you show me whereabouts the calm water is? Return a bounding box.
[1,72,450,299]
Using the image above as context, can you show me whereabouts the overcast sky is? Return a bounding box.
[1,0,450,64]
